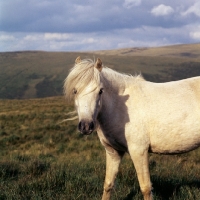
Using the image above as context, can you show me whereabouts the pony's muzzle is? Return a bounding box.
[78,121,95,135]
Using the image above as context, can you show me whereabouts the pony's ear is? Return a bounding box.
[75,56,81,64]
[95,58,103,72]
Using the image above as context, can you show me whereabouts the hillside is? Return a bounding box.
[0,43,200,99]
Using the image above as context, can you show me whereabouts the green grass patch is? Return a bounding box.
[1,97,200,199]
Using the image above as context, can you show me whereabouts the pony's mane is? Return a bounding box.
[64,59,143,101]
[64,59,101,101]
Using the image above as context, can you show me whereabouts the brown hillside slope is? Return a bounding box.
[0,43,200,99]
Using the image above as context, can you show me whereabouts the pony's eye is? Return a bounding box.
[99,88,104,95]
[73,89,77,94]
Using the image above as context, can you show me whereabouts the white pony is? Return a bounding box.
[64,57,200,200]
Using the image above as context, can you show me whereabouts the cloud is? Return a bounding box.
[189,25,200,40]
[44,33,70,40]
[123,0,141,9]
[24,35,42,41]
[0,0,200,52]
[182,2,200,17]
[151,4,174,16]
[0,34,15,41]
[1,24,197,52]
[190,32,200,40]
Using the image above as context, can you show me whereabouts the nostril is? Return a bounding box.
[78,121,94,134]
[78,121,82,131]
[89,121,94,130]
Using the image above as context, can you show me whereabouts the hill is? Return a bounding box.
[0,43,200,99]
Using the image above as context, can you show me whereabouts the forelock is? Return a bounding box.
[64,59,101,101]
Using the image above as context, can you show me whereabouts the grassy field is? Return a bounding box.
[1,44,200,199]
[1,97,200,199]
[0,43,200,99]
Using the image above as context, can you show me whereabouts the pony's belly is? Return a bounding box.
[150,133,200,154]
[148,111,200,154]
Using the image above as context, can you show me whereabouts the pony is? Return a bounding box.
[64,57,200,200]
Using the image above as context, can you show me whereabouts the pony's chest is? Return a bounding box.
[98,127,128,152]
[108,136,127,152]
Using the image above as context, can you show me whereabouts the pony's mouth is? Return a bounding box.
[78,121,95,135]
[80,129,94,135]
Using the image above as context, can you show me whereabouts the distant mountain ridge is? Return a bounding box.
[0,43,200,99]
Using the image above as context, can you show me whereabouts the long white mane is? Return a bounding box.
[64,59,143,101]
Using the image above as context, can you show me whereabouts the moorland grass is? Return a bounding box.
[1,97,200,199]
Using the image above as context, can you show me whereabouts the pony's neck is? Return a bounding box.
[97,69,132,126]
[101,67,133,94]
[97,77,130,141]
[97,68,143,128]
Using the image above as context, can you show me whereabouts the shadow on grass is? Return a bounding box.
[123,177,200,200]
[153,176,200,199]
[123,189,138,200]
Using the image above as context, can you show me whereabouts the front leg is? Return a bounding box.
[102,148,124,200]
[129,147,153,200]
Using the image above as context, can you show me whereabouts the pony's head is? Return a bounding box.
[64,57,104,135]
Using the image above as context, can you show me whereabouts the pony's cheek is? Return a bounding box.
[94,98,102,118]
[74,100,78,110]
[98,98,103,109]
[74,99,81,118]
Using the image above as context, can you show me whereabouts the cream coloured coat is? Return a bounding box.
[64,57,200,200]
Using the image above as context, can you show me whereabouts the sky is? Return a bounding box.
[0,0,200,52]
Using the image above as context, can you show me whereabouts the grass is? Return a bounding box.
[1,97,200,199]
